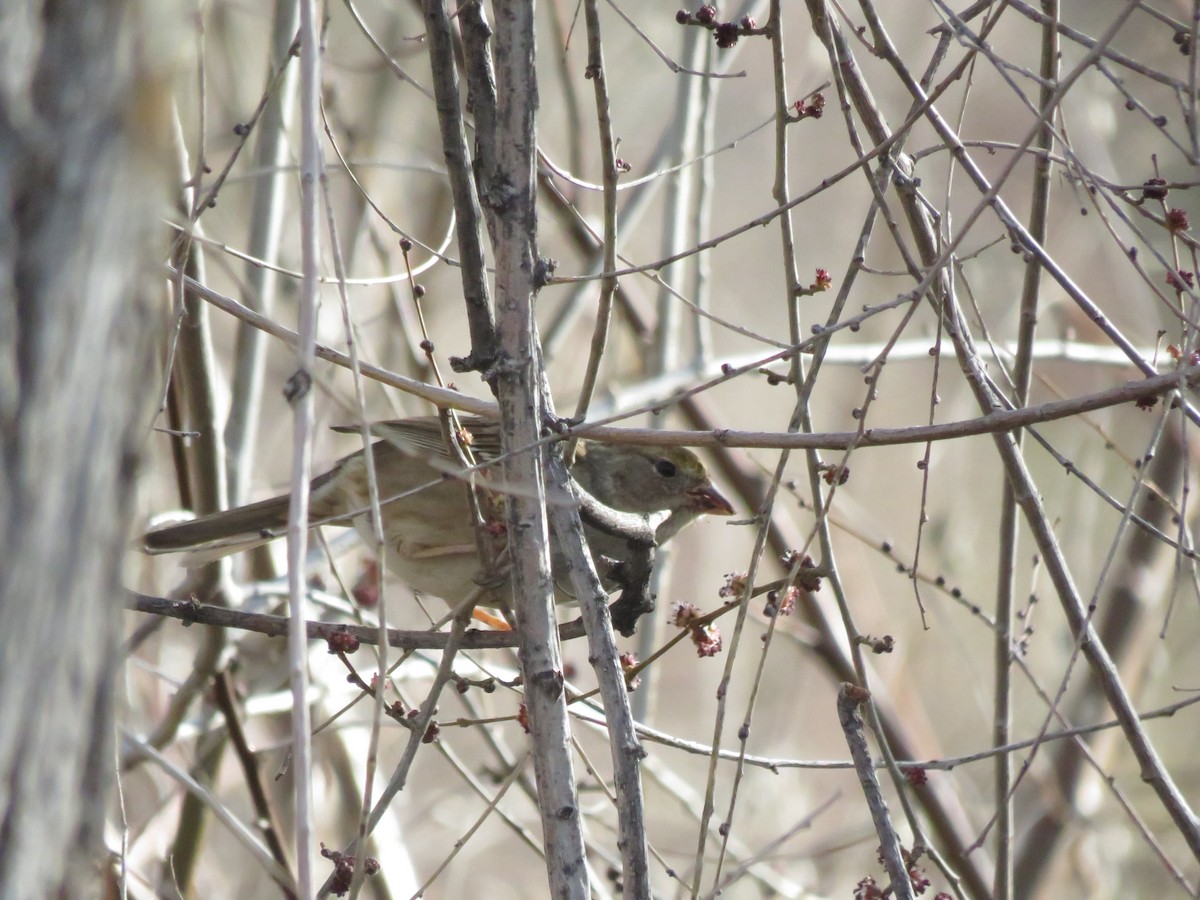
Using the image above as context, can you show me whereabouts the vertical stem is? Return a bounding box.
[993,4,1058,897]
[225,0,298,505]
[286,0,323,892]
[423,0,497,361]
[572,0,619,422]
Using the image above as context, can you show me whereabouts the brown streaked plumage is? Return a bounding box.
[144,416,734,612]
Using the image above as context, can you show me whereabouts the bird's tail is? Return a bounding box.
[143,494,291,555]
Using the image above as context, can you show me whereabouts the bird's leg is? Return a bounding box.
[438,585,513,631]
[471,608,512,630]
[467,547,514,629]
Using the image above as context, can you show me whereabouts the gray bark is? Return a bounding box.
[0,3,174,896]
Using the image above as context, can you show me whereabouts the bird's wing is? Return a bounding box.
[330,416,503,462]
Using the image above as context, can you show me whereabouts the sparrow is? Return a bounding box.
[144,417,734,622]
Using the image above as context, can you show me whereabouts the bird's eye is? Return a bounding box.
[654,457,677,478]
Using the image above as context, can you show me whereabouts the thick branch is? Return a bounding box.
[489,1,589,895]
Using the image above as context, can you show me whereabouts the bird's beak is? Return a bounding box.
[689,482,735,516]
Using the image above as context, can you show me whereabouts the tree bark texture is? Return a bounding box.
[0,3,175,896]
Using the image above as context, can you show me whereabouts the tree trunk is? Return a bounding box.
[0,3,175,895]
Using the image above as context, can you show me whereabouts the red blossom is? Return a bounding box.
[905,766,929,786]
[620,652,642,691]
[763,584,799,618]
[326,630,360,655]
[1142,177,1168,201]
[718,572,748,600]
[321,844,380,896]
[820,462,850,485]
[691,623,723,657]
[777,585,799,615]
[1167,343,1200,365]
[714,21,739,47]
[670,600,703,626]
[1167,269,1195,290]
[1135,395,1159,411]
[1166,207,1190,232]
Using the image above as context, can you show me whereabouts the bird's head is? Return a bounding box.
[572,442,734,519]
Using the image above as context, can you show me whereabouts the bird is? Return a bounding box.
[144,416,734,625]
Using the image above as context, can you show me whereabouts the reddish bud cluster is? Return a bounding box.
[1137,177,1166,200]
[886,846,934,895]
[517,702,530,734]
[854,876,880,899]
[763,585,799,618]
[620,651,642,691]
[322,844,381,896]
[781,552,822,592]
[1168,344,1200,365]
[671,600,703,625]
[714,21,740,48]
[1135,395,1159,411]
[797,268,834,298]
[1166,207,1191,232]
[691,623,723,657]
[1142,177,1168,201]
[855,846,942,898]
[819,462,850,485]
[798,561,821,592]
[1167,269,1195,290]
[326,630,361,655]
[902,849,932,894]
[676,5,761,49]
[717,572,748,600]
[857,633,895,654]
[669,601,724,656]
[793,92,826,120]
